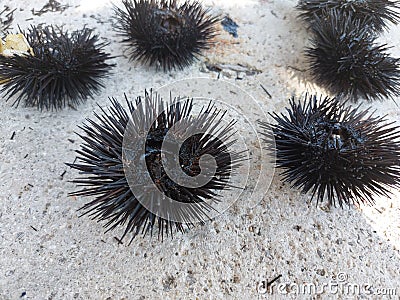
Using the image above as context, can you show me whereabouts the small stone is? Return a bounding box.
[316,269,326,276]
[237,72,245,80]
[233,275,240,283]
[199,64,210,73]
[317,249,323,259]
[222,69,236,78]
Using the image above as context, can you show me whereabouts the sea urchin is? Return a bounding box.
[113,0,219,71]
[0,25,114,110]
[306,11,400,102]
[260,94,400,207]
[297,0,400,32]
[67,90,243,241]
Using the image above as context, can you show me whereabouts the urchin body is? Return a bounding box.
[297,0,400,32]
[261,94,400,206]
[0,26,114,110]
[68,91,242,241]
[114,0,218,71]
[306,12,400,101]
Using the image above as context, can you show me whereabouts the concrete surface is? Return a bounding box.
[0,0,399,299]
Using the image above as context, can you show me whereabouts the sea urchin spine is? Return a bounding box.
[0,6,14,34]
[113,0,219,71]
[260,94,400,207]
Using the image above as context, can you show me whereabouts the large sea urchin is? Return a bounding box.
[297,0,400,32]
[68,90,243,241]
[306,11,400,102]
[260,94,400,207]
[0,25,114,110]
[113,0,218,71]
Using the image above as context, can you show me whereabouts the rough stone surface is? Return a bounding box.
[0,0,399,299]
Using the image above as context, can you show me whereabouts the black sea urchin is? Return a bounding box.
[260,94,400,207]
[67,90,243,241]
[297,0,400,32]
[306,11,400,102]
[0,25,114,110]
[113,0,218,71]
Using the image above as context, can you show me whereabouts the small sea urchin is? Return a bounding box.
[260,94,400,207]
[0,25,114,110]
[68,90,243,241]
[297,0,400,32]
[306,11,400,102]
[113,0,218,71]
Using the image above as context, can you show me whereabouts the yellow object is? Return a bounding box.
[0,33,32,57]
[0,33,33,84]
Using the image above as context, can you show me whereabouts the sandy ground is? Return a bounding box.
[0,0,399,299]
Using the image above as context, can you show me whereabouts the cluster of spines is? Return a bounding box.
[113,0,219,71]
[305,11,400,101]
[297,1,400,102]
[0,25,114,110]
[297,0,400,32]
[261,94,400,206]
[0,6,14,34]
[68,91,243,241]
